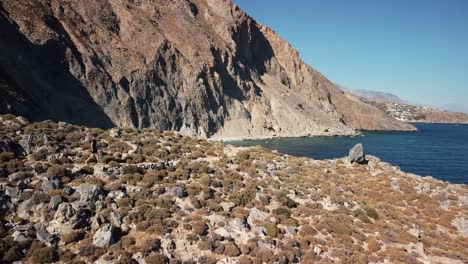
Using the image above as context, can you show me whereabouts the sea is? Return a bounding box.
[228,123,468,184]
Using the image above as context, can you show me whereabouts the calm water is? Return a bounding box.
[228,123,468,184]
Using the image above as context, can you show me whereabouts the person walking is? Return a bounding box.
[86,137,100,164]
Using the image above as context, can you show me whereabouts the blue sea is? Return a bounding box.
[228,123,468,184]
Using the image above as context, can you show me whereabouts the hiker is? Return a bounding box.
[86,137,100,164]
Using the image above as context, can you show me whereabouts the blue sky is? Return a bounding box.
[233,0,468,112]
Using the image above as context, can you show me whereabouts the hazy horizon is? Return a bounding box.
[234,0,468,113]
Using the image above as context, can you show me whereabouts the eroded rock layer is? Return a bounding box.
[0,0,415,138]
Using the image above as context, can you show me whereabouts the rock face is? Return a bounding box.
[0,0,415,139]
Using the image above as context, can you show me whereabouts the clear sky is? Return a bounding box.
[233,0,468,113]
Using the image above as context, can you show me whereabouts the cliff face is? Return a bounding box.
[0,0,415,138]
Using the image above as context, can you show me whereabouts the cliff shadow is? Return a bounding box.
[0,7,114,129]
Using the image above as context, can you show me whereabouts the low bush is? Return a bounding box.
[364,207,379,220]
[61,230,85,244]
[272,207,291,217]
[4,159,24,174]
[224,243,241,257]
[144,253,167,264]
[192,221,208,236]
[0,152,15,162]
[31,149,48,161]
[122,165,143,175]
[47,165,66,177]
[29,242,57,263]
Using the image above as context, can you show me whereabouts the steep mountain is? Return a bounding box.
[0,0,415,139]
[345,89,468,124]
[345,88,405,104]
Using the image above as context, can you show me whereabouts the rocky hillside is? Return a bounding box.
[0,0,415,139]
[0,114,466,263]
[352,95,468,124]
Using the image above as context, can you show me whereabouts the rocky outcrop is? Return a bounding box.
[0,116,466,263]
[0,0,415,139]
[348,143,366,164]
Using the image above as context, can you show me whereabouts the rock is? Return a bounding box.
[42,176,62,193]
[109,128,122,138]
[75,183,103,204]
[168,185,187,198]
[285,226,296,235]
[5,186,21,199]
[266,163,277,172]
[63,186,74,196]
[391,180,401,191]
[452,217,468,236]
[161,237,176,257]
[19,134,35,155]
[49,196,63,210]
[15,116,29,125]
[110,211,122,227]
[230,218,249,232]
[36,228,55,246]
[12,230,30,242]
[348,143,366,164]
[17,180,28,190]
[49,203,87,234]
[314,245,322,256]
[215,227,231,238]
[8,172,24,182]
[92,224,119,247]
[248,207,269,226]
[255,227,267,236]
[108,190,127,200]
[220,202,236,212]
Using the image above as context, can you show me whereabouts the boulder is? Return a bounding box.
[49,196,63,210]
[247,207,269,226]
[42,176,62,193]
[92,224,119,247]
[36,228,55,246]
[8,172,24,182]
[168,185,187,198]
[15,116,29,125]
[19,133,49,155]
[48,203,87,234]
[348,143,366,164]
[5,186,21,199]
[75,183,103,204]
[12,230,30,242]
[63,186,74,196]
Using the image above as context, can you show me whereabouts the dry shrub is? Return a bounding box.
[192,221,208,236]
[224,243,241,257]
[62,230,85,244]
[0,152,15,162]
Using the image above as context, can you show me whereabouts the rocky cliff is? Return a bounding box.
[0,115,466,263]
[0,0,415,139]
